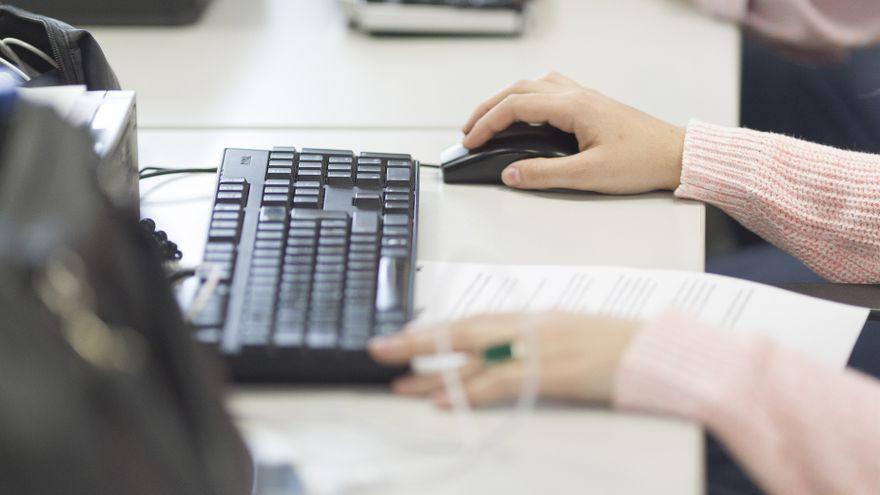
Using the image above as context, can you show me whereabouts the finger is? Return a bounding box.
[462,79,556,134]
[368,313,528,364]
[463,93,572,150]
[501,152,589,190]
[434,361,525,408]
[390,360,483,396]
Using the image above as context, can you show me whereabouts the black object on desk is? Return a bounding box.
[0,97,251,494]
[441,122,580,184]
[189,147,419,382]
[10,0,212,26]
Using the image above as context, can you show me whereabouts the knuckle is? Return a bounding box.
[540,71,561,81]
[511,78,531,91]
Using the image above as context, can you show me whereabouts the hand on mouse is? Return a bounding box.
[462,72,685,194]
[368,312,638,408]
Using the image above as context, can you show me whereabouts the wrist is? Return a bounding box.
[663,125,685,190]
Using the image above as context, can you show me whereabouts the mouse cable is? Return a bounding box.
[139,167,217,179]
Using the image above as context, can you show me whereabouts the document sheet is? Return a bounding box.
[415,262,869,367]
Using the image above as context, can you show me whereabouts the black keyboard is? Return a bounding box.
[189,147,418,382]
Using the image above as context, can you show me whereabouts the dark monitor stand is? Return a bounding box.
[12,0,213,26]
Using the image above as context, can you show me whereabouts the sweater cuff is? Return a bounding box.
[692,0,749,23]
[674,120,763,222]
[612,311,771,424]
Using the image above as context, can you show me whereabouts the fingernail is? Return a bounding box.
[502,166,520,186]
[368,336,397,353]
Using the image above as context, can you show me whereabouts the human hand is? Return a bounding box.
[461,72,685,193]
[368,312,638,408]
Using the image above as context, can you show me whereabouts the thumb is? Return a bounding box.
[501,153,587,190]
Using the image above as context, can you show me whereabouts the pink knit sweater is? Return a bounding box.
[612,121,880,494]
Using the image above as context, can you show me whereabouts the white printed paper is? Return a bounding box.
[415,262,869,367]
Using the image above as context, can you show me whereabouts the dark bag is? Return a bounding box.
[0,98,252,494]
[0,4,119,89]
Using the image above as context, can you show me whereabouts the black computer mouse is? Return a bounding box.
[440,122,580,184]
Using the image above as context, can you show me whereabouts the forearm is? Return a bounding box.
[675,120,880,283]
[613,312,880,495]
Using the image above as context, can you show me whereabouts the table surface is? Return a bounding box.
[118,0,739,492]
[92,0,740,130]
[139,128,705,494]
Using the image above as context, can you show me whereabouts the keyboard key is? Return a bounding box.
[327,171,352,185]
[269,159,294,167]
[253,248,282,258]
[267,167,293,178]
[258,222,285,231]
[351,210,379,234]
[383,213,409,226]
[270,151,295,160]
[258,206,285,223]
[356,173,382,187]
[295,187,320,196]
[299,161,322,170]
[209,228,237,239]
[387,159,412,167]
[383,226,408,236]
[214,203,241,211]
[353,192,382,208]
[213,211,240,220]
[322,219,348,229]
[297,169,322,180]
[357,157,382,165]
[320,228,347,237]
[317,246,346,255]
[318,237,346,246]
[218,183,245,192]
[205,242,235,252]
[219,177,246,184]
[289,228,317,238]
[299,154,323,162]
[273,332,304,347]
[265,179,291,187]
[256,230,284,240]
[306,332,337,349]
[293,181,321,188]
[358,165,382,174]
[205,253,235,266]
[255,240,284,249]
[292,196,321,208]
[264,186,290,195]
[376,256,406,312]
[263,194,288,204]
[211,220,238,229]
[328,155,353,163]
[384,201,409,212]
[381,237,408,247]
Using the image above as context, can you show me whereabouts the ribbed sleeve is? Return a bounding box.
[676,120,880,283]
[614,312,880,495]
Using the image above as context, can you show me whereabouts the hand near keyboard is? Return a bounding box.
[368,312,637,407]
[462,72,685,194]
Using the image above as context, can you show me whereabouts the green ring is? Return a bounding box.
[482,342,514,364]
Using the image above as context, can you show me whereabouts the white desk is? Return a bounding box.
[118,0,737,492]
[140,129,704,494]
[92,0,739,129]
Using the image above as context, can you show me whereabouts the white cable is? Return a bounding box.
[0,38,25,71]
[185,263,223,322]
[0,56,29,81]
[2,38,58,68]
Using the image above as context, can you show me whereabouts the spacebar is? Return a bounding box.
[376,255,407,313]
